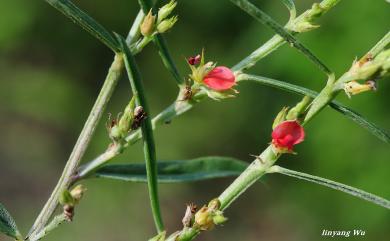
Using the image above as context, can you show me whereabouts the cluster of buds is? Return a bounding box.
[193,199,227,231]
[183,50,237,101]
[342,49,390,97]
[107,96,147,142]
[288,3,326,33]
[58,185,87,221]
[140,0,178,37]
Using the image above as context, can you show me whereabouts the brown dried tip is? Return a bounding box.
[182,203,197,227]
[63,204,74,221]
[131,106,147,129]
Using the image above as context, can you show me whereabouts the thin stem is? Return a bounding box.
[230,0,332,75]
[28,54,124,238]
[28,12,146,239]
[29,214,67,241]
[232,0,341,73]
[219,146,278,210]
[268,166,390,209]
[118,35,164,232]
[367,30,390,57]
[76,98,194,179]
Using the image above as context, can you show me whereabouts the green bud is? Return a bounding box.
[70,184,87,204]
[157,16,178,33]
[212,211,227,225]
[59,189,75,207]
[109,96,136,140]
[272,107,289,129]
[286,96,312,120]
[194,206,214,231]
[157,0,177,24]
[207,198,221,210]
[118,96,136,133]
[140,10,156,37]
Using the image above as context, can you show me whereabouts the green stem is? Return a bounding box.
[219,146,278,210]
[28,11,146,239]
[28,54,124,238]
[29,214,67,241]
[118,36,164,232]
[232,35,285,72]
[230,0,332,75]
[76,95,195,179]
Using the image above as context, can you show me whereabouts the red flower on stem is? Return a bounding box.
[203,66,235,91]
[272,120,305,152]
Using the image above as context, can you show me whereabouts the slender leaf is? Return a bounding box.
[117,34,164,232]
[239,74,390,143]
[281,0,296,20]
[93,157,248,183]
[45,0,119,52]
[230,0,331,75]
[268,165,390,209]
[0,203,22,240]
[329,103,390,143]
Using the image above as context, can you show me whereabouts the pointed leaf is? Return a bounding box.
[93,157,248,183]
[45,0,119,52]
[239,74,390,143]
[268,166,390,209]
[230,0,331,75]
[0,202,22,240]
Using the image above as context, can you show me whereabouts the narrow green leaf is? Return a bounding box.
[230,0,331,75]
[0,203,22,240]
[281,0,296,20]
[329,102,390,143]
[239,74,390,143]
[93,157,248,183]
[45,0,119,52]
[117,34,164,232]
[268,165,390,209]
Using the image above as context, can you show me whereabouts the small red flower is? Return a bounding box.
[272,120,305,151]
[187,54,201,65]
[203,66,235,91]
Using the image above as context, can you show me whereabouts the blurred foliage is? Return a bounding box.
[0,0,389,241]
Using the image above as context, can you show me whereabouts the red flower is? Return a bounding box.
[203,66,235,91]
[272,120,305,151]
[187,54,201,65]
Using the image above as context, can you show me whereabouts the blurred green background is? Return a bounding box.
[0,0,389,240]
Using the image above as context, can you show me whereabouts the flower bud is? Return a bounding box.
[272,107,289,129]
[140,10,156,37]
[157,0,177,24]
[212,211,227,225]
[70,184,87,204]
[207,198,221,210]
[344,80,376,97]
[109,96,136,140]
[187,54,201,66]
[157,16,178,33]
[203,66,236,91]
[286,96,312,120]
[194,206,214,231]
[59,189,75,206]
[272,120,305,152]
